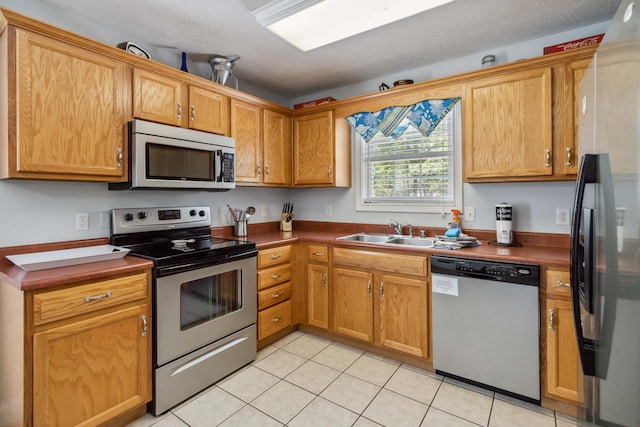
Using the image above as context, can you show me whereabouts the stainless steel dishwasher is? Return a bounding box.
[431,255,540,403]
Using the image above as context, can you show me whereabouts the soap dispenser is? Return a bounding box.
[445,209,462,238]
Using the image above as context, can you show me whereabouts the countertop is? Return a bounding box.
[1,223,570,291]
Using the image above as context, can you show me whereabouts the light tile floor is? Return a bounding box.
[127,331,578,427]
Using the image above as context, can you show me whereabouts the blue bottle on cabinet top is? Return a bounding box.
[180,52,188,72]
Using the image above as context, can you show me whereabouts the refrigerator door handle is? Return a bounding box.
[570,154,597,376]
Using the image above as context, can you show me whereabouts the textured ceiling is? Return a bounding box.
[41,0,620,98]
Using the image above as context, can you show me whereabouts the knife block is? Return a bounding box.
[280,213,292,232]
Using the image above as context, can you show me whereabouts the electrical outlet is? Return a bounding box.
[261,206,268,217]
[464,207,476,222]
[556,208,571,226]
[75,212,89,231]
[325,205,333,216]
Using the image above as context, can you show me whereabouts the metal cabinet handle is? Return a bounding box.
[367,280,371,296]
[116,148,123,168]
[322,272,327,288]
[190,105,195,122]
[549,309,556,330]
[270,254,282,260]
[271,273,282,279]
[272,315,282,323]
[545,148,552,167]
[84,291,112,303]
[328,165,332,178]
[177,102,182,119]
[272,292,283,298]
[379,282,384,298]
[312,251,324,257]
[265,165,270,176]
[257,163,262,177]
[566,147,573,166]
[556,280,570,288]
[141,314,148,337]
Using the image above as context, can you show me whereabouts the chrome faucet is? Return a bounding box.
[389,219,402,235]
[407,224,413,237]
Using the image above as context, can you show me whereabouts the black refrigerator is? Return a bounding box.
[571,0,640,426]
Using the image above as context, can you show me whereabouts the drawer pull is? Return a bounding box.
[272,292,283,298]
[141,314,148,337]
[556,280,570,287]
[272,315,282,323]
[549,309,556,330]
[84,291,112,303]
[271,273,282,279]
[270,254,282,260]
[312,251,324,256]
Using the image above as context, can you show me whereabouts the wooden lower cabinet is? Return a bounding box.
[332,268,374,342]
[331,248,429,359]
[257,245,293,342]
[33,304,149,426]
[307,263,329,329]
[0,270,152,427]
[544,269,579,403]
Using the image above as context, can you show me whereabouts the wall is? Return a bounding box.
[0,0,611,247]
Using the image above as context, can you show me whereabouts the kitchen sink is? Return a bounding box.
[335,233,398,243]
[386,237,435,247]
[336,233,435,247]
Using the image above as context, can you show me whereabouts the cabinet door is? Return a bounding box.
[377,274,428,358]
[464,67,553,180]
[294,110,334,185]
[188,85,230,135]
[231,99,262,183]
[33,304,150,426]
[133,68,185,127]
[332,268,373,342]
[14,30,128,180]
[545,298,578,402]
[308,263,329,329]
[263,109,292,186]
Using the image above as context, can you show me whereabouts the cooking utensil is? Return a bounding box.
[227,204,239,221]
[209,54,240,89]
[245,206,256,219]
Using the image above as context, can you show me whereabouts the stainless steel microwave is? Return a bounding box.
[109,120,235,191]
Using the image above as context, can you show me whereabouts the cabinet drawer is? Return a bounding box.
[308,244,328,263]
[258,282,292,310]
[333,247,427,276]
[258,245,292,268]
[258,264,291,290]
[33,273,148,326]
[258,300,292,340]
[546,269,571,297]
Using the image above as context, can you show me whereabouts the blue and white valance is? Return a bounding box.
[346,97,461,142]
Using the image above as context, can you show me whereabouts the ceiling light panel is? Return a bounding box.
[253,0,456,51]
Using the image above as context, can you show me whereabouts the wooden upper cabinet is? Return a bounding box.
[133,68,184,127]
[133,69,230,135]
[463,67,553,181]
[232,99,292,186]
[232,99,262,183]
[293,110,351,187]
[263,108,292,186]
[5,29,129,181]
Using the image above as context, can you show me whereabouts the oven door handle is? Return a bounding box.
[170,337,249,376]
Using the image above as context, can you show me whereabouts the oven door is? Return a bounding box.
[155,256,256,366]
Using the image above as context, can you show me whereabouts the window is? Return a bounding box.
[355,102,461,213]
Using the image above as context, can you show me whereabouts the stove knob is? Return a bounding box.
[137,211,148,220]
[199,210,206,217]
[189,209,197,216]
[124,213,134,222]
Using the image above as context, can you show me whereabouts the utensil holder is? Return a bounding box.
[234,220,248,237]
[280,213,292,232]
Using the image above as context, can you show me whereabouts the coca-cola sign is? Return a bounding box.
[544,34,604,55]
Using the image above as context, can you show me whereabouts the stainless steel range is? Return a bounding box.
[110,206,257,415]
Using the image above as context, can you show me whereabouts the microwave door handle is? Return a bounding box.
[215,150,223,182]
